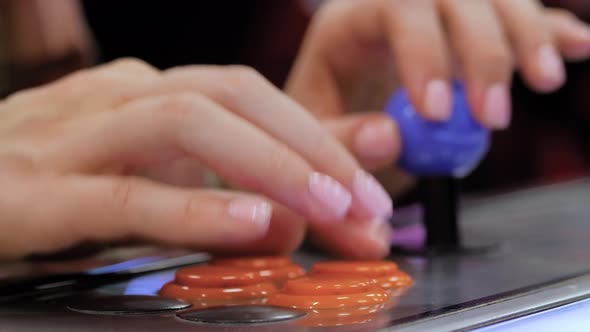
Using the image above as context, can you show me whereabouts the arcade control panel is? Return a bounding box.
[3,84,590,331]
[2,178,590,331]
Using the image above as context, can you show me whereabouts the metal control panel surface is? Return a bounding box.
[1,179,590,331]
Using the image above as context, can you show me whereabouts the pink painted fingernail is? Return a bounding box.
[228,198,272,229]
[537,44,566,89]
[424,79,452,120]
[354,118,397,160]
[483,84,511,129]
[308,172,352,220]
[353,170,393,219]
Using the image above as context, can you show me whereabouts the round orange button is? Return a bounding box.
[265,273,393,327]
[174,266,263,288]
[282,276,376,295]
[295,305,391,327]
[212,256,305,283]
[258,265,305,282]
[212,256,292,269]
[377,270,413,289]
[311,261,398,277]
[266,287,389,310]
[159,281,278,302]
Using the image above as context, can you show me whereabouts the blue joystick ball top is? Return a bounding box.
[385,82,490,178]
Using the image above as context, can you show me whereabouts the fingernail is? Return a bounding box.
[483,84,511,129]
[537,44,566,88]
[424,79,452,120]
[354,118,397,160]
[308,172,352,220]
[353,170,393,219]
[228,198,272,228]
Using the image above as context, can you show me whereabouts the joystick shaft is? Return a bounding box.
[385,82,489,254]
[419,176,460,252]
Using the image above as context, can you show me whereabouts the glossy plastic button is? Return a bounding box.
[175,266,263,287]
[297,307,389,328]
[378,270,413,289]
[177,305,305,325]
[257,265,305,282]
[267,288,389,310]
[159,264,279,307]
[212,256,305,283]
[266,275,390,327]
[282,276,376,295]
[311,261,398,277]
[159,281,277,301]
[267,276,389,309]
[67,295,190,315]
[311,261,413,292]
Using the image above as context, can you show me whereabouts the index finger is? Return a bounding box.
[285,0,452,121]
[134,66,394,222]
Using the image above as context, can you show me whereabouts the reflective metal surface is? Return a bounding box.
[1,179,590,331]
[177,305,306,325]
[67,295,191,315]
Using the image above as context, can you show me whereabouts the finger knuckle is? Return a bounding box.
[313,129,353,170]
[212,65,267,109]
[152,93,207,124]
[107,57,157,75]
[34,69,99,103]
[223,65,266,89]
[480,49,513,73]
[109,179,135,218]
[164,64,204,77]
[46,60,155,104]
[175,196,203,235]
[267,145,296,175]
[312,127,337,156]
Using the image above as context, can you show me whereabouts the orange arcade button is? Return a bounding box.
[175,266,264,287]
[282,275,376,296]
[158,265,278,307]
[311,261,413,292]
[311,261,399,276]
[266,275,391,327]
[212,256,305,284]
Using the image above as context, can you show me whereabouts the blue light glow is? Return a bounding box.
[123,270,176,296]
[86,256,164,275]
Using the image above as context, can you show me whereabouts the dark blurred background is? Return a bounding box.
[2,0,590,195]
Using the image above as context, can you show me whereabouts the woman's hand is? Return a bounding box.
[0,59,393,260]
[288,0,590,171]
